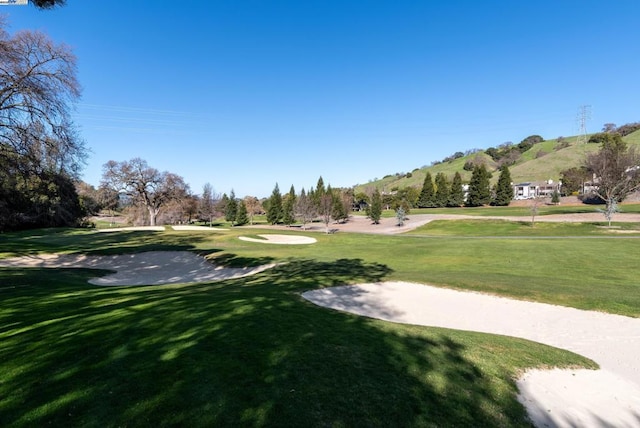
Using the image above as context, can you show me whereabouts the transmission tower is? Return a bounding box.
[576,105,591,144]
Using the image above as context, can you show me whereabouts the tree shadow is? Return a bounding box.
[0,228,209,257]
[0,258,535,427]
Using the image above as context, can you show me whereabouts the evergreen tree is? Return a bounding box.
[369,188,383,224]
[266,183,282,224]
[447,172,465,207]
[434,173,450,207]
[218,193,229,218]
[466,164,492,207]
[492,165,514,206]
[331,188,347,223]
[281,185,296,225]
[418,172,436,208]
[313,176,326,209]
[225,189,238,225]
[235,200,248,226]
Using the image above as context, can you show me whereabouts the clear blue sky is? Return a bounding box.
[5,1,640,198]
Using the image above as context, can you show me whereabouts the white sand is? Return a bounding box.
[0,251,274,286]
[238,234,317,244]
[171,225,229,231]
[97,226,166,232]
[302,282,640,428]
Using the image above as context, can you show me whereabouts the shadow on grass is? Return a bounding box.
[0,229,210,257]
[206,252,275,268]
[0,259,531,427]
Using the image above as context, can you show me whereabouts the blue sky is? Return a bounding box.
[5,1,640,197]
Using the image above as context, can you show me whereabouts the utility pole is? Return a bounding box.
[576,105,591,144]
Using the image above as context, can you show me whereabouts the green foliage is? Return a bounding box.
[281,185,296,225]
[492,166,514,206]
[235,200,249,226]
[417,172,436,208]
[266,184,283,225]
[368,188,383,224]
[463,160,475,171]
[0,167,85,232]
[588,132,609,144]
[225,190,238,224]
[518,135,544,151]
[466,164,492,207]
[434,173,449,208]
[447,172,465,207]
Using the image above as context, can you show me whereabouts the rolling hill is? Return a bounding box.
[355,129,640,193]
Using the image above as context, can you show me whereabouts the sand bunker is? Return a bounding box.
[171,225,229,231]
[98,226,165,232]
[0,251,274,286]
[302,282,640,428]
[239,234,317,244]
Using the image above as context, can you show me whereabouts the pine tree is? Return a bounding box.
[266,183,282,224]
[418,172,436,208]
[369,188,382,224]
[313,176,326,209]
[225,189,238,225]
[331,189,347,223]
[281,185,296,225]
[447,172,465,207]
[235,200,248,226]
[434,173,449,207]
[466,164,492,207]
[492,165,513,206]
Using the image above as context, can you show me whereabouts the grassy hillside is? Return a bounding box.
[357,130,640,192]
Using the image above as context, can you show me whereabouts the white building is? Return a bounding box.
[513,180,561,199]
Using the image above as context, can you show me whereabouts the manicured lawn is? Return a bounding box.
[409,219,640,236]
[355,203,640,218]
[4,223,636,426]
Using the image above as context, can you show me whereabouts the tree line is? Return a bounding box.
[3,11,637,231]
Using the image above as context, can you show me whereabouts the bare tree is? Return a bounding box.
[294,188,316,230]
[529,195,543,227]
[243,196,262,225]
[199,183,218,226]
[101,158,189,226]
[585,134,640,224]
[0,21,85,176]
[319,187,334,234]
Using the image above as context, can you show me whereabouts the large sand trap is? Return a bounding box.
[302,282,640,428]
[97,226,165,232]
[0,251,274,286]
[171,225,229,231]
[239,234,317,244]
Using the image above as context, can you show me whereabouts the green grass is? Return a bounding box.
[352,203,640,218]
[4,224,637,426]
[410,219,640,236]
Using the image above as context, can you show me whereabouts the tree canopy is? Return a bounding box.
[466,164,492,207]
[0,19,85,231]
[492,166,513,206]
[101,158,189,226]
[585,134,640,210]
